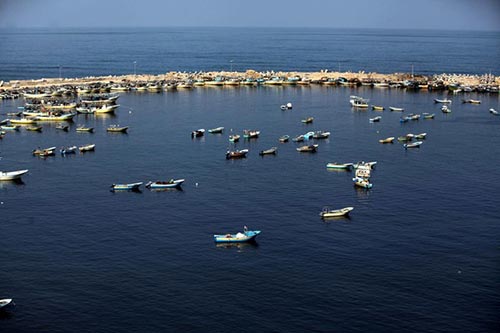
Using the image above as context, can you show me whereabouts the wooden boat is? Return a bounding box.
[42,102,77,110]
[79,144,95,152]
[353,161,377,169]
[462,99,481,104]
[32,146,56,156]
[23,92,52,99]
[60,146,77,155]
[111,182,143,191]
[0,169,28,181]
[434,98,452,103]
[243,130,260,139]
[9,118,38,125]
[369,116,382,123]
[229,134,240,142]
[25,125,42,132]
[93,104,120,114]
[423,113,435,119]
[279,135,290,143]
[56,123,69,131]
[107,125,128,133]
[404,141,423,149]
[226,149,249,159]
[379,137,395,144]
[76,126,94,132]
[76,106,94,114]
[350,96,369,108]
[441,105,452,113]
[371,105,385,111]
[326,162,353,170]
[414,133,427,139]
[489,108,499,115]
[292,135,305,142]
[146,179,185,189]
[352,176,373,189]
[213,228,261,243]
[259,147,277,156]
[80,95,119,105]
[296,144,318,152]
[191,129,205,138]
[208,127,224,134]
[0,125,20,131]
[36,113,75,122]
[301,117,314,124]
[312,131,330,139]
[389,106,405,112]
[320,206,354,218]
[0,298,13,308]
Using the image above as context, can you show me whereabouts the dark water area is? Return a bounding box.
[0,27,499,81]
[1,84,499,332]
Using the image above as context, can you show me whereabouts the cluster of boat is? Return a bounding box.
[110,179,185,191]
[32,144,96,157]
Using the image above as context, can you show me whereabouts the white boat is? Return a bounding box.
[0,298,13,308]
[350,96,369,108]
[0,169,28,181]
[60,146,77,155]
[352,164,373,189]
[111,182,143,191]
[92,104,120,114]
[79,144,96,152]
[404,141,423,149]
[23,92,52,99]
[320,206,354,218]
[9,118,38,125]
[353,161,377,169]
[434,98,452,103]
[489,108,499,115]
[389,106,405,112]
[145,179,185,189]
[36,113,76,122]
[441,105,452,113]
[369,116,382,123]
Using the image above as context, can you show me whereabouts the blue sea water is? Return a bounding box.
[0,28,500,332]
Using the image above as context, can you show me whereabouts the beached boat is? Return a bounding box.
[191,129,205,138]
[213,228,261,243]
[76,125,94,132]
[226,149,249,159]
[404,141,423,149]
[93,104,120,114]
[32,146,56,156]
[414,133,427,139]
[312,131,330,139]
[296,144,318,152]
[301,117,314,124]
[371,105,385,111]
[292,134,305,142]
[320,206,354,218]
[25,125,42,131]
[0,169,28,181]
[279,135,290,143]
[389,106,405,112]
[229,134,240,142]
[369,116,382,123]
[243,130,260,139]
[434,98,452,103]
[56,123,69,131]
[259,147,277,155]
[9,118,38,125]
[107,125,128,133]
[111,182,143,191]
[0,125,20,131]
[489,108,499,115]
[350,96,369,108]
[60,146,77,155]
[0,298,13,308]
[145,179,185,189]
[208,127,224,134]
[326,162,353,170]
[379,137,395,144]
[79,144,95,152]
[441,105,452,113]
[423,113,435,119]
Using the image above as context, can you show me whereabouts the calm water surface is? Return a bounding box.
[1,84,499,332]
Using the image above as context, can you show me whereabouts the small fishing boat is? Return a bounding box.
[320,206,354,218]
[243,130,260,139]
[0,169,28,181]
[352,176,373,189]
[423,113,435,119]
[279,135,290,143]
[312,131,330,139]
[296,144,318,152]
[229,134,240,142]
[79,144,96,152]
[32,146,56,156]
[111,182,143,191]
[462,99,481,104]
[92,104,120,114]
[0,125,20,131]
[25,125,42,131]
[76,106,94,114]
[369,116,382,123]
[301,117,314,124]
[208,127,224,134]
[379,137,395,144]
[398,134,413,142]
[259,147,277,155]
[434,98,452,103]
[292,135,305,142]
[191,129,205,138]
[60,146,77,155]
[489,108,499,115]
[410,114,421,120]
[350,96,369,108]
[56,123,69,131]
[371,105,385,111]
[226,149,249,159]
[0,298,13,308]
[35,113,76,122]
[389,106,405,112]
[414,133,427,139]
[107,125,128,133]
[403,141,423,149]
[353,161,377,169]
[441,105,452,113]
[145,179,185,189]
[400,116,410,123]
[76,125,94,132]
[214,228,261,243]
[326,162,353,170]
[9,118,38,125]
[280,102,293,110]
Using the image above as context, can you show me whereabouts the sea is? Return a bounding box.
[0,28,499,333]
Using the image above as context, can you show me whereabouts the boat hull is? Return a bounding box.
[214,230,261,243]
[0,169,28,181]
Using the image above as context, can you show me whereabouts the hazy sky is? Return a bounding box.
[0,0,499,30]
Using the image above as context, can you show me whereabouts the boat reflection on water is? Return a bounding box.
[354,186,371,200]
[215,241,259,252]
[0,179,25,189]
[148,187,184,193]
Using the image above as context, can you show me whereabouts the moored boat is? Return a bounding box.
[369,116,382,123]
[434,98,452,103]
[326,162,353,170]
[36,113,75,122]
[76,125,94,132]
[146,179,185,189]
[462,99,481,104]
[423,113,435,119]
[292,134,305,142]
[25,125,42,131]
[214,228,261,243]
[379,137,395,144]
[92,104,120,114]
[296,144,318,152]
[208,127,224,134]
[350,96,369,108]
[32,146,56,156]
[111,182,143,191]
[414,133,427,139]
[0,169,28,181]
[0,298,13,308]
[403,141,423,149]
[107,125,128,133]
[389,106,405,112]
[259,147,277,156]
[441,105,452,113]
[243,129,260,139]
[79,144,96,152]
[226,149,249,159]
[279,135,290,143]
[191,129,205,138]
[353,176,373,189]
[301,117,314,124]
[9,118,38,125]
[0,125,20,131]
[60,146,77,155]
[489,108,499,115]
[320,206,354,218]
[371,105,385,111]
[229,134,240,142]
[312,131,330,139]
[56,123,69,131]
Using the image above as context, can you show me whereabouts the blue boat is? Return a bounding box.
[213,228,261,243]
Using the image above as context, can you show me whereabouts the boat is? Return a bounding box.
[35,113,76,122]
[434,98,452,103]
[414,133,427,139]
[32,146,56,156]
[312,131,330,139]
[23,92,52,99]
[303,131,315,140]
[352,164,373,189]
[296,144,318,152]
[208,127,224,134]
[371,105,385,111]
[280,102,293,110]
[0,169,28,181]
[379,137,395,144]
[229,134,240,142]
[107,125,128,133]
[410,114,421,120]
[213,228,261,243]
[352,176,372,189]
[76,125,94,132]
[369,116,382,123]
[326,162,353,170]
[403,141,423,149]
[243,130,260,139]
[462,99,481,104]
[92,104,120,114]
[489,108,499,115]
[56,123,69,131]
[259,147,277,155]
[301,117,314,124]
[80,95,119,105]
[279,135,290,143]
[398,134,414,142]
[7,111,22,117]
[9,118,38,125]
[25,125,42,131]
[145,179,185,189]
[350,96,369,108]
[60,146,77,155]
[292,135,305,142]
[226,149,249,159]
[389,106,405,112]
[76,106,94,114]
[111,182,143,191]
[423,113,435,119]
[320,206,354,218]
[42,102,77,110]
[441,105,452,113]
[400,116,410,123]
[0,125,20,131]
[0,298,13,308]
[79,144,95,152]
[191,129,205,138]
[353,161,377,169]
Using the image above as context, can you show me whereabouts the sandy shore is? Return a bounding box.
[1,70,498,91]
